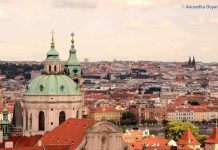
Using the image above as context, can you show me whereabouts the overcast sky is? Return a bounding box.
[0,0,218,62]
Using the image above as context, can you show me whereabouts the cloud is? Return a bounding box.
[52,0,98,9]
[209,18,218,24]
[159,20,171,28]
[189,17,218,25]
[123,20,153,29]
[127,0,151,6]
[0,0,11,3]
[0,8,4,18]
[189,17,206,25]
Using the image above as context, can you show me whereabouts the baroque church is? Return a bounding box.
[23,32,84,136]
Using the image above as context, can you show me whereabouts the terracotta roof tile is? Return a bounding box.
[181,145,193,150]
[41,118,95,150]
[143,137,169,145]
[177,128,200,146]
[0,146,42,150]
[205,128,218,144]
[16,135,42,147]
[43,145,71,150]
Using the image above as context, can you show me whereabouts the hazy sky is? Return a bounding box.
[0,0,218,62]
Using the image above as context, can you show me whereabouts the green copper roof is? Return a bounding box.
[25,75,81,96]
[47,48,59,56]
[67,48,80,66]
[3,107,8,113]
[45,48,60,61]
[67,33,80,66]
[45,31,60,61]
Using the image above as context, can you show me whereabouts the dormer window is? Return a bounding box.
[39,85,44,91]
[73,68,78,74]
[60,85,64,91]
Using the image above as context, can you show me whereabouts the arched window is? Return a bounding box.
[49,65,51,72]
[54,65,57,72]
[39,111,45,131]
[29,113,32,129]
[39,85,44,91]
[26,111,28,130]
[59,111,65,125]
[76,110,79,118]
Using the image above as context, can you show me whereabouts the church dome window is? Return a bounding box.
[39,85,44,91]
[73,68,78,74]
[60,85,64,91]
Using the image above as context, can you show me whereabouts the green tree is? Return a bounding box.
[188,101,199,105]
[121,125,128,133]
[162,119,169,126]
[120,111,136,126]
[164,121,202,142]
[144,119,158,125]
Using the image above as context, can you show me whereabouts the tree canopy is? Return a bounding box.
[120,111,136,126]
[164,121,203,142]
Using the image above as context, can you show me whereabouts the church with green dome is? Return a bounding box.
[23,32,84,136]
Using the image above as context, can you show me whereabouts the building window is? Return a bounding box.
[60,85,64,91]
[76,110,79,118]
[39,85,44,92]
[29,113,32,129]
[59,111,66,125]
[49,65,51,72]
[51,108,53,111]
[51,122,53,125]
[39,111,45,131]
[54,65,57,72]
[26,111,28,130]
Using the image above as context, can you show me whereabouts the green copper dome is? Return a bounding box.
[25,75,81,96]
[46,48,60,61]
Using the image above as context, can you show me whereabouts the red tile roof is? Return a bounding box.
[143,137,169,145]
[41,118,95,150]
[43,145,71,150]
[177,128,200,146]
[16,135,42,147]
[130,142,143,150]
[0,147,42,150]
[181,145,193,150]
[205,128,218,144]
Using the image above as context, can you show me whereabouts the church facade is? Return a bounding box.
[22,32,83,136]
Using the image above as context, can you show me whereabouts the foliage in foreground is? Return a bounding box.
[164,121,205,143]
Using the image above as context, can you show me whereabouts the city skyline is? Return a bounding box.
[0,0,218,62]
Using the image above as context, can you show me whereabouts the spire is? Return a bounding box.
[192,56,196,66]
[188,56,191,66]
[51,30,55,48]
[67,32,80,65]
[66,32,81,78]
[71,32,75,49]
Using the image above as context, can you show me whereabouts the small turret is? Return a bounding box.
[188,56,191,66]
[192,56,196,67]
[0,103,10,140]
[43,30,62,74]
[65,33,82,85]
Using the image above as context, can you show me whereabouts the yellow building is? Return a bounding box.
[90,107,121,122]
[193,108,208,122]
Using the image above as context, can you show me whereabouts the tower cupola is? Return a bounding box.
[43,30,62,74]
[65,33,82,84]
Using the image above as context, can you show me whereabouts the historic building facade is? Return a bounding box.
[22,32,84,136]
